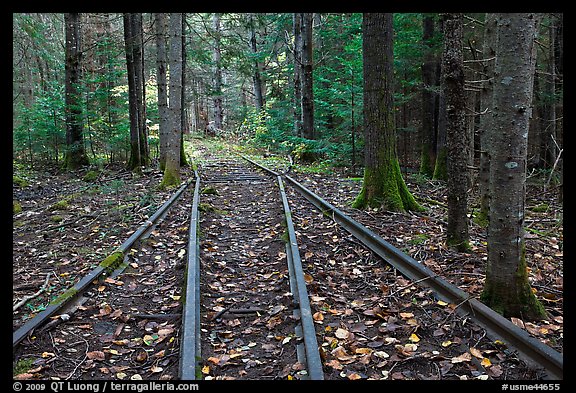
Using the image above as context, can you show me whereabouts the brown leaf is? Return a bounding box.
[87,351,106,361]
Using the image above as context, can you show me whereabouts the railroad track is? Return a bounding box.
[12,156,563,381]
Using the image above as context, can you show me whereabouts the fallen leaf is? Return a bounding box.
[304,273,314,284]
[335,328,350,340]
[451,352,472,363]
[313,311,324,322]
[87,351,106,361]
[150,366,163,374]
[481,357,492,367]
[409,333,420,343]
[326,359,343,370]
[131,374,143,380]
[469,347,483,359]
[201,365,210,375]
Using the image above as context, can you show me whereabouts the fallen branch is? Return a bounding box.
[13,273,51,312]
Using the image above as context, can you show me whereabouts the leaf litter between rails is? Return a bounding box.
[286,187,547,380]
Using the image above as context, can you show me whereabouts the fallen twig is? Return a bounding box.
[13,273,51,312]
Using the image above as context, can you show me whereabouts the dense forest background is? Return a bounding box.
[12,13,563,179]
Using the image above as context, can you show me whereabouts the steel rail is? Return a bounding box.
[277,175,324,380]
[180,171,202,380]
[240,155,563,380]
[13,177,195,347]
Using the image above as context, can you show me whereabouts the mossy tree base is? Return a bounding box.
[352,159,423,213]
[480,281,547,321]
[158,166,181,190]
[481,244,548,321]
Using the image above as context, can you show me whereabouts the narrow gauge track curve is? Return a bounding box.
[241,155,563,381]
[186,158,324,380]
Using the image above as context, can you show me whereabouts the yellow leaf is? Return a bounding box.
[399,312,414,319]
[481,357,492,367]
[441,340,453,347]
[409,333,420,343]
[355,347,373,355]
[437,300,449,306]
[201,366,210,375]
[41,352,55,358]
[313,311,324,321]
[304,273,314,284]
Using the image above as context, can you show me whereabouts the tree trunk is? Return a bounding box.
[476,13,497,228]
[352,13,421,213]
[480,13,547,321]
[419,14,438,177]
[155,13,169,170]
[63,13,89,170]
[180,13,189,167]
[160,13,183,189]
[433,16,447,181]
[293,13,303,137]
[442,13,470,251]
[123,13,147,171]
[212,13,223,131]
[249,14,265,113]
[300,13,315,141]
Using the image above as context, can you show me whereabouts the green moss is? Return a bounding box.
[198,203,227,215]
[433,147,447,181]
[481,243,547,321]
[446,235,471,252]
[201,186,219,195]
[529,203,549,213]
[473,209,489,228]
[352,159,423,213]
[50,215,63,223]
[13,200,22,214]
[83,170,100,182]
[13,175,29,188]
[13,358,35,376]
[49,287,78,306]
[419,143,435,178]
[158,167,181,190]
[51,199,69,210]
[98,251,125,274]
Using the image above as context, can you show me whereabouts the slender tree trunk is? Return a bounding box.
[135,13,149,167]
[481,13,546,321]
[212,13,223,131]
[442,13,470,251]
[180,13,189,167]
[124,13,145,171]
[63,12,89,170]
[476,13,497,227]
[300,12,315,141]
[293,13,303,137]
[433,16,447,181]
[419,14,438,177]
[155,13,169,170]
[249,13,265,112]
[160,13,183,188]
[352,13,421,213]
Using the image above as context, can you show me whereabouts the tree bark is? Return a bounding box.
[249,13,265,113]
[419,14,439,177]
[476,13,497,228]
[352,13,421,213]
[212,13,224,131]
[155,13,169,170]
[160,13,183,189]
[443,13,470,251]
[481,13,547,321]
[293,13,303,137]
[63,12,89,170]
[123,13,148,171]
[300,13,315,141]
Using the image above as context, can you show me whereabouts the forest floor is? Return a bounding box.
[12,136,563,380]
